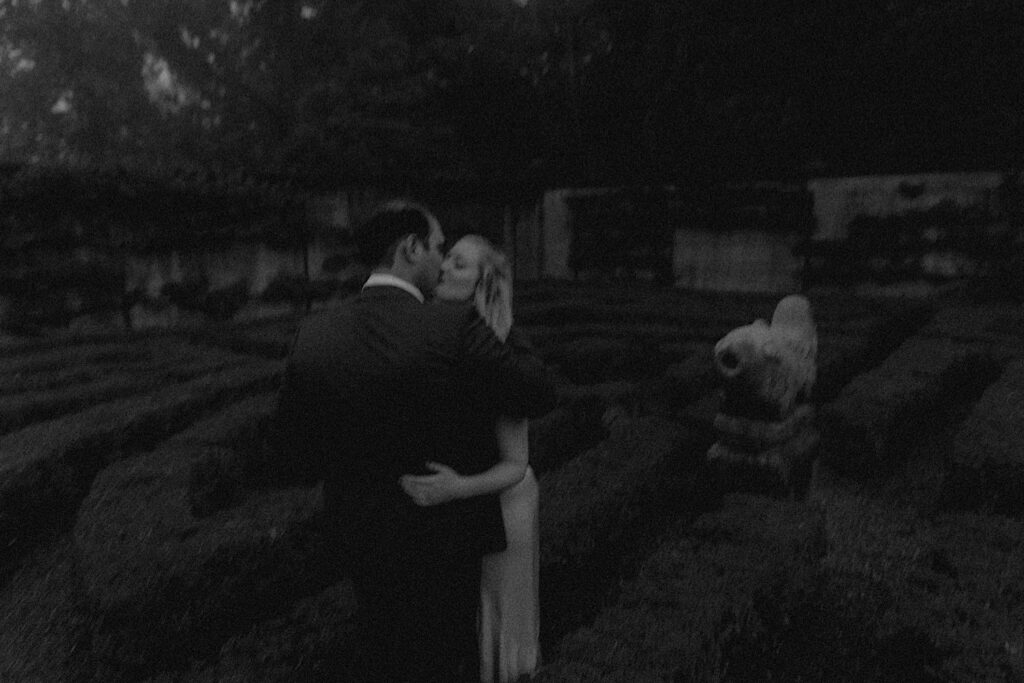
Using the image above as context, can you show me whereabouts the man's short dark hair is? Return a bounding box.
[355,200,436,268]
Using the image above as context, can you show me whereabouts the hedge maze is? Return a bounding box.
[2,283,1023,680]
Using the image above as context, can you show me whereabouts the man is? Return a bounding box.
[272,199,555,681]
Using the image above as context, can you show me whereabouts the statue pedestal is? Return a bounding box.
[707,404,819,499]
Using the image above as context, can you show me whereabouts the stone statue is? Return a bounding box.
[708,294,820,497]
[713,294,818,419]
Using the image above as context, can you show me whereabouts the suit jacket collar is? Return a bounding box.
[361,273,425,303]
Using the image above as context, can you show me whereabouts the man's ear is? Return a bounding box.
[398,235,421,264]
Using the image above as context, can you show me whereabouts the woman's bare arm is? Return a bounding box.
[400,417,528,506]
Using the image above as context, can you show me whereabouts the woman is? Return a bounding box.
[400,235,540,683]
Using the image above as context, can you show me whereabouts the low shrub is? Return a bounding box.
[0,536,92,682]
[918,303,1024,361]
[239,320,301,358]
[522,322,728,352]
[0,362,282,572]
[537,417,710,647]
[528,404,605,475]
[187,446,247,517]
[516,293,780,330]
[181,311,302,360]
[0,350,250,434]
[636,349,719,418]
[0,364,112,397]
[537,494,825,681]
[544,337,664,384]
[819,339,1003,476]
[0,341,147,389]
[919,513,1024,681]
[183,580,359,681]
[816,488,1024,681]
[531,361,717,475]
[986,310,1024,338]
[943,359,1024,516]
[813,334,882,404]
[74,393,331,681]
[968,247,1024,303]
[76,454,323,683]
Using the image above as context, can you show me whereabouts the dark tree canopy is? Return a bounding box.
[2,0,1024,190]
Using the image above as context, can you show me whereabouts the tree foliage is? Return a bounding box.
[2,0,1024,188]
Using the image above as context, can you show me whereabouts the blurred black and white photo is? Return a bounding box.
[2,2,1023,680]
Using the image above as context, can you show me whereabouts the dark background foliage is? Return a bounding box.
[3,0,1024,191]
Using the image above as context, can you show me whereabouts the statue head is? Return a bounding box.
[713,295,817,419]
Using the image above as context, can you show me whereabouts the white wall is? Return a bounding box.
[539,189,581,279]
[807,171,1003,241]
[673,228,802,293]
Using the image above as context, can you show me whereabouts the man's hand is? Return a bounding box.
[399,462,464,506]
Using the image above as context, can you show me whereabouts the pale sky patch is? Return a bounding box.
[142,52,193,113]
[51,89,73,114]
[230,0,252,22]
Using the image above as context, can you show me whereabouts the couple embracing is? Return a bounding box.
[273,199,554,681]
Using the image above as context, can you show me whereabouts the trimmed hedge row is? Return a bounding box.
[922,304,1024,368]
[522,321,739,350]
[944,358,1024,515]
[918,513,1024,681]
[638,351,720,417]
[819,337,1004,476]
[531,347,718,475]
[0,350,251,435]
[919,302,1024,349]
[0,329,133,358]
[816,488,1024,681]
[514,285,917,325]
[523,316,904,349]
[0,361,282,570]
[528,318,908,352]
[536,416,714,648]
[518,301,761,337]
[812,334,888,405]
[811,300,935,402]
[536,494,825,682]
[0,339,240,396]
[0,356,151,397]
[516,289,787,325]
[184,579,360,682]
[0,341,149,382]
[543,337,666,384]
[186,320,299,360]
[73,394,334,681]
[528,383,624,475]
[0,536,91,682]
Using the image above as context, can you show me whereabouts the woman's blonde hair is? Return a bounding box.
[462,235,513,341]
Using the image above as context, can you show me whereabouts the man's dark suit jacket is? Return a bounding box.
[272,285,556,560]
